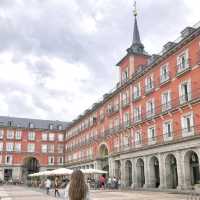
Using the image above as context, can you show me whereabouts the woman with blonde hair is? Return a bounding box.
[65,170,90,200]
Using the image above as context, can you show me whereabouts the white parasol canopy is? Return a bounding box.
[49,168,73,176]
[81,168,108,174]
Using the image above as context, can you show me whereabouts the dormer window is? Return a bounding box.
[49,124,53,130]
[58,125,63,130]
[29,122,34,129]
[177,50,190,73]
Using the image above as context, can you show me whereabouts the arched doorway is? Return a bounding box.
[99,144,109,174]
[136,158,145,188]
[149,156,160,188]
[115,160,121,178]
[165,154,178,189]
[22,157,39,180]
[184,151,200,187]
[125,160,132,187]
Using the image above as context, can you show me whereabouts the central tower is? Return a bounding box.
[117,2,149,84]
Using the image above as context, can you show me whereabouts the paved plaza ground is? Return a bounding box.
[0,185,191,200]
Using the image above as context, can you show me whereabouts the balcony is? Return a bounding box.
[145,83,155,95]
[176,59,191,77]
[162,102,171,112]
[107,104,119,117]
[123,120,131,128]
[179,93,192,105]
[111,125,200,155]
[121,98,130,108]
[132,92,141,102]
[133,115,142,123]
[160,72,171,85]
[146,109,155,120]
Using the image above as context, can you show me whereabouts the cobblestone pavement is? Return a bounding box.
[0,185,189,200]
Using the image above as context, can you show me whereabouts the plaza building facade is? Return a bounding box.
[0,116,68,182]
[64,13,200,190]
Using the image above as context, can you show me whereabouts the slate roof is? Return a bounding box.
[0,116,68,130]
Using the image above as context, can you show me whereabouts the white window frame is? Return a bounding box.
[146,98,155,118]
[48,156,54,165]
[0,142,3,151]
[135,130,142,146]
[163,120,173,141]
[42,132,48,141]
[58,157,64,165]
[148,126,156,144]
[15,131,22,140]
[179,79,191,104]
[49,133,55,141]
[177,49,189,73]
[6,142,14,152]
[27,143,35,153]
[134,106,142,123]
[160,63,169,83]
[42,144,48,153]
[14,143,21,152]
[181,112,194,137]
[133,82,141,99]
[58,134,64,142]
[7,130,14,139]
[145,74,154,92]
[48,144,54,153]
[162,90,171,112]
[28,132,35,141]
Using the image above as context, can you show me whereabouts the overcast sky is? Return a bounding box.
[0,0,199,122]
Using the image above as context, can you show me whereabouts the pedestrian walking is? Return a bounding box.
[45,178,51,195]
[65,170,90,200]
[54,177,60,197]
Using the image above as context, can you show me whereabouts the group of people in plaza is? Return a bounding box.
[41,171,121,199]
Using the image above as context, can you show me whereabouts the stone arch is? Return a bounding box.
[22,157,40,181]
[98,144,109,174]
[125,160,132,187]
[136,158,145,188]
[183,150,200,187]
[149,156,160,188]
[165,154,178,189]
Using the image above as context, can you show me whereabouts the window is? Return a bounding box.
[0,129,4,139]
[48,144,54,153]
[29,122,34,129]
[14,143,21,152]
[160,64,169,83]
[145,74,154,93]
[49,124,53,130]
[146,99,155,118]
[122,91,129,107]
[5,155,12,165]
[41,144,47,153]
[48,156,54,165]
[6,143,14,152]
[163,121,173,140]
[179,80,191,104]
[58,157,64,165]
[15,131,22,140]
[27,143,35,153]
[134,106,142,123]
[148,126,156,144]
[0,142,3,151]
[0,155,2,164]
[114,118,120,130]
[49,133,55,141]
[135,130,142,146]
[7,130,14,139]
[133,83,141,100]
[177,50,189,73]
[28,132,35,141]
[42,132,48,141]
[162,90,171,111]
[181,113,194,136]
[58,144,64,154]
[58,125,63,130]
[122,68,128,83]
[58,134,64,142]
[123,112,130,127]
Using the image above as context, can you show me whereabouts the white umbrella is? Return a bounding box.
[50,168,73,176]
[81,168,108,174]
[29,171,46,177]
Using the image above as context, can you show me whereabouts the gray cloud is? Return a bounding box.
[0,0,198,121]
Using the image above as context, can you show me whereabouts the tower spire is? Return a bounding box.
[127,1,145,55]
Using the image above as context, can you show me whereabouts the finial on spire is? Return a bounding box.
[133,1,137,17]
